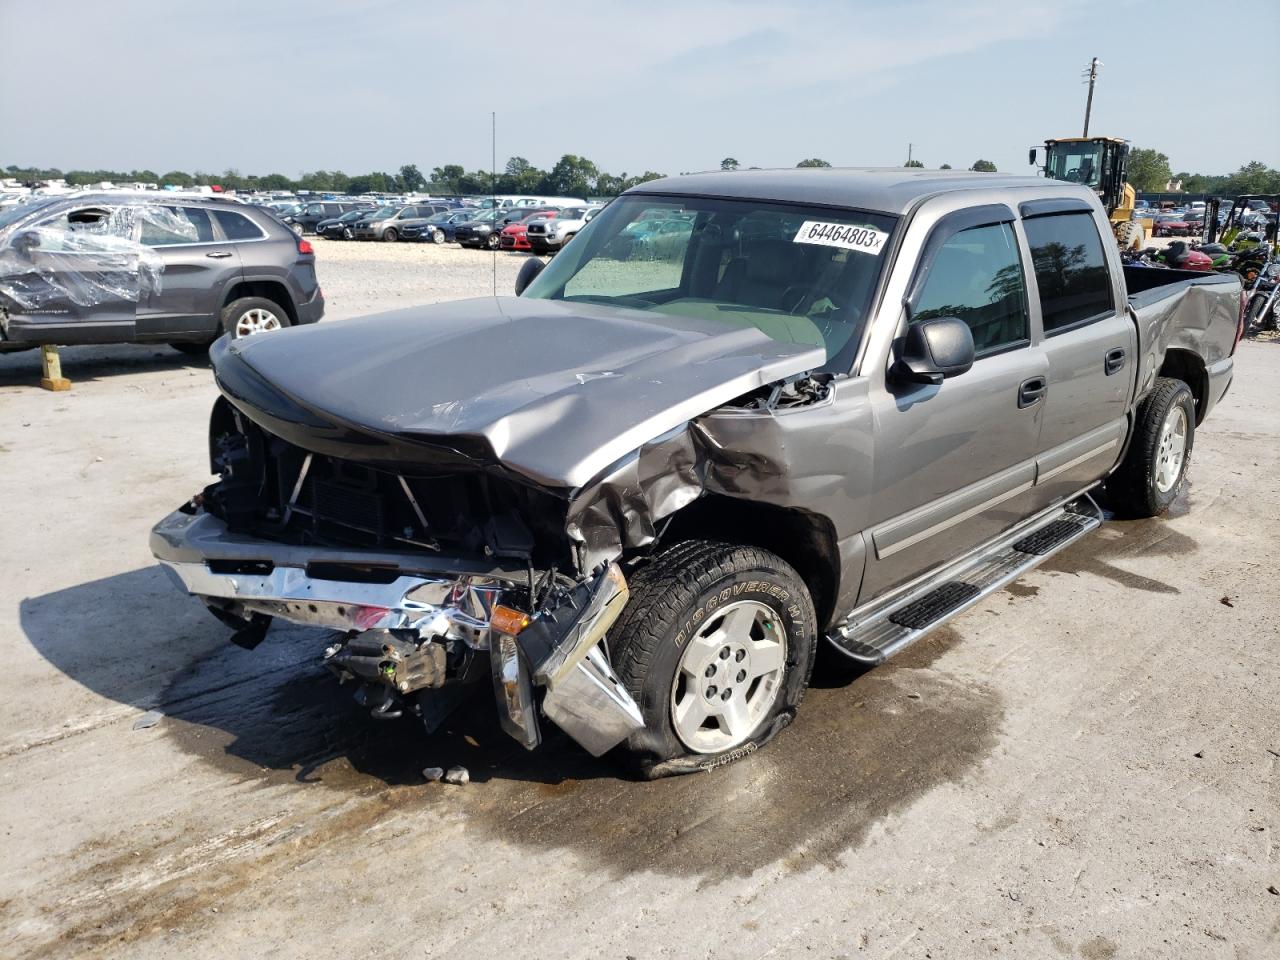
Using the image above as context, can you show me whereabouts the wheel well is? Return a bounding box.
[657,496,840,631]
[223,281,297,325]
[1158,349,1208,424]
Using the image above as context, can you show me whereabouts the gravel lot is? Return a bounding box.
[0,238,1277,959]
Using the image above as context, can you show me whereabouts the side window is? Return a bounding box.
[212,210,265,241]
[1022,213,1114,334]
[911,221,1029,355]
[139,207,214,246]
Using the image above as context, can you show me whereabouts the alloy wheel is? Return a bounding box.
[669,600,787,754]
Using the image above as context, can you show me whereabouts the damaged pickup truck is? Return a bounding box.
[152,169,1243,776]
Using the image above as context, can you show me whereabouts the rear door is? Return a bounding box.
[135,205,238,340]
[1018,201,1137,508]
[860,204,1048,602]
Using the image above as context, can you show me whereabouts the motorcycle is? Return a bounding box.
[1244,261,1278,333]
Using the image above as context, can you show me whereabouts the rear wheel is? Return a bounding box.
[221,297,291,339]
[1105,377,1195,517]
[609,541,816,778]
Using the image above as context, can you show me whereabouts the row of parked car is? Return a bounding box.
[279,197,607,255]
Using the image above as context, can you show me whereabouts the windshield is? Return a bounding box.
[522,194,897,367]
[1045,143,1104,188]
[370,207,399,218]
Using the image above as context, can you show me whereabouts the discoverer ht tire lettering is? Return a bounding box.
[608,541,816,778]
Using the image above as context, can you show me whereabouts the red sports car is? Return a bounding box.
[500,210,559,251]
[1152,215,1192,238]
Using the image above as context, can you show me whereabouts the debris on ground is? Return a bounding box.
[1268,885,1279,896]
[1219,596,1234,607]
[132,710,163,730]
[422,766,444,782]
[443,765,470,785]
[1193,750,1204,759]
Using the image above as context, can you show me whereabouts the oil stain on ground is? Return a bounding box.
[155,621,1002,883]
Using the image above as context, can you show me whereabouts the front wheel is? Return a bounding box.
[342,227,354,240]
[1105,377,1195,517]
[608,541,816,778]
[431,228,446,244]
[383,228,399,242]
[486,233,500,250]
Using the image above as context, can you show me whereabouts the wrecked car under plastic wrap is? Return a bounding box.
[151,297,833,757]
[0,204,194,312]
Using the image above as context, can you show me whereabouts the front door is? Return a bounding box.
[860,212,1047,603]
[0,205,138,345]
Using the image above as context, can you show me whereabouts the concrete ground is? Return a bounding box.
[0,239,1277,960]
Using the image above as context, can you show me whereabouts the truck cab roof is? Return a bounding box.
[627,168,1093,216]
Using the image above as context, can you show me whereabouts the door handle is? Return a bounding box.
[1018,376,1047,408]
[1104,347,1126,375]
[205,250,233,259]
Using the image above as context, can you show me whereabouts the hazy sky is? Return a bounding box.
[3,0,1275,179]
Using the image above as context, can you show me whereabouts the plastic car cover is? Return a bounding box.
[0,204,194,310]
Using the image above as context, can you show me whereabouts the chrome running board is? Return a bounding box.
[828,493,1103,665]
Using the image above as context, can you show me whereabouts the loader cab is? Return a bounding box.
[1035,137,1130,217]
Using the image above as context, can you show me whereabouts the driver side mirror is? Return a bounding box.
[514,256,545,296]
[893,317,975,385]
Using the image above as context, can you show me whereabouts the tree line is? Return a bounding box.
[0,156,666,197]
[8,152,1276,197]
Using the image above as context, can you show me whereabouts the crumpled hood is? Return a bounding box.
[215,297,823,489]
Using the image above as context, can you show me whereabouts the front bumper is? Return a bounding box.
[151,507,643,755]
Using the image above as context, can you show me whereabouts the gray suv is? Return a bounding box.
[0,194,324,355]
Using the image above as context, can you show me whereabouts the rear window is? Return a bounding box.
[213,210,266,241]
[139,206,215,245]
[1022,212,1114,334]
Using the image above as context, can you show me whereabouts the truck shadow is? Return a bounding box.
[20,569,1003,879]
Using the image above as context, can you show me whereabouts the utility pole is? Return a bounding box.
[1082,57,1101,137]
[907,142,913,165]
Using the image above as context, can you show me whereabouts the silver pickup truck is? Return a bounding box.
[151,169,1243,777]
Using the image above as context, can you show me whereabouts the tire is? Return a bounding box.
[1114,220,1145,251]
[486,233,500,250]
[220,297,291,339]
[342,227,353,240]
[608,540,816,778]
[1105,377,1195,518]
[431,228,445,244]
[383,228,399,242]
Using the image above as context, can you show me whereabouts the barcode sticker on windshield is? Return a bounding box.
[793,221,886,255]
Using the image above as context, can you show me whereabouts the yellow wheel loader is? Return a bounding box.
[1030,137,1146,251]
